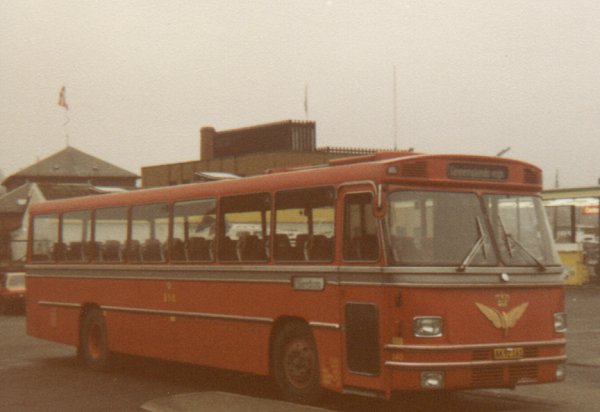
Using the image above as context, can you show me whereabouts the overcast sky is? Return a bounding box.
[1,1,599,188]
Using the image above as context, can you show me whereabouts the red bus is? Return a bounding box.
[26,153,566,403]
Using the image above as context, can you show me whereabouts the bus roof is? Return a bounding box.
[29,153,542,215]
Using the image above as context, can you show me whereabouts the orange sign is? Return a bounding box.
[583,205,599,215]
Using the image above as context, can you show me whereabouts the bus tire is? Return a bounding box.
[79,308,111,371]
[272,321,322,404]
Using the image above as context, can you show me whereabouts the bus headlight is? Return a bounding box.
[554,312,567,333]
[413,316,443,337]
[420,371,445,389]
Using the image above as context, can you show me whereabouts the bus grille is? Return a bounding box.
[401,161,427,178]
[509,364,538,383]
[523,168,541,184]
[471,365,539,387]
[472,367,503,387]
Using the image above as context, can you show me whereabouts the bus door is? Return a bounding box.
[337,187,387,395]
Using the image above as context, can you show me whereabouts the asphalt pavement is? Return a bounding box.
[141,392,330,412]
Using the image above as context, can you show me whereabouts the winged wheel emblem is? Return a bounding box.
[475,302,529,336]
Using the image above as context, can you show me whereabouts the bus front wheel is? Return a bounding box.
[272,321,322,404]
[79,308,111,371]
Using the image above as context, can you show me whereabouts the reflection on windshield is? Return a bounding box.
[387,191,560,268]
[387,191,496,266]
[485,195,560,267]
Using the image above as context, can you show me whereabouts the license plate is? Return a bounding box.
[493,347,524,360]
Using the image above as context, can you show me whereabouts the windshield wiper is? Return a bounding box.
[457,217,488,272]
[497,214,546,271]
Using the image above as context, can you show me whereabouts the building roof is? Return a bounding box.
[542,186,600,200]
[37,183,109,200]
[0,182,110,214]
[0,183,34,214]
[3,146,138,182]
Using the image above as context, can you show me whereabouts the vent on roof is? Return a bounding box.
[401,161,427,178]
[524,168,541,185]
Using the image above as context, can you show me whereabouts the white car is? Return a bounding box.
[0,272,26,314]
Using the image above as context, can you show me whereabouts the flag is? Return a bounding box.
[58,86,69,110]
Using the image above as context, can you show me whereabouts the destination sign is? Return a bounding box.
[292,277,325,291]
[448,163,508,182]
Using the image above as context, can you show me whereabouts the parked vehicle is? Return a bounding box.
[26,153,565,403]
[0,272,26,314]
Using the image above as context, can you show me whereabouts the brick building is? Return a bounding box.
[142,120,392,187]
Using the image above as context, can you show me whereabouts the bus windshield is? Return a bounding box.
[387,190,560,268]
[484,194,560,267]
[387,191,496,266]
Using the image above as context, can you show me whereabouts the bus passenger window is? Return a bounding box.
[275,187,335,262]
[31,214,59,262]
[131,203,169,262]
[219,193,270,262]
[62,210,92,262]
[343,193,379,261]
[94,207,128,262]
[173,199,216,262]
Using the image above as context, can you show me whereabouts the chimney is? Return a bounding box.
[200,127,216,161]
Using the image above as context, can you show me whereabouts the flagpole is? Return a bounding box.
[63,112,70,147]
[393,66,398,151]
[304,84,308,121]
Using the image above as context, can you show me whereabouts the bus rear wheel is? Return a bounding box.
[272,321,322,404]
[79,308,111,371]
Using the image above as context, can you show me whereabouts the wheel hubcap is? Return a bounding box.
[283,338,315,389]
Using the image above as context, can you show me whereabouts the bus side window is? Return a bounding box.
[31,214,59,262]
[274,187,335,262]
[172,199,216,262]
[343,193,379,262]
[131,203,169,263]
[219,193,270,262]
[94,207,128,263]
[62,210,92,262]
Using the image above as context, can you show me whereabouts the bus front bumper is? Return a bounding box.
[384,339,566,391]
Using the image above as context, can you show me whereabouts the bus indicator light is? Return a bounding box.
[554,312,567,333]
[556,363,566,381]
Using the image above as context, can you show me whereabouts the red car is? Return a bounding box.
[0,272,26,314]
